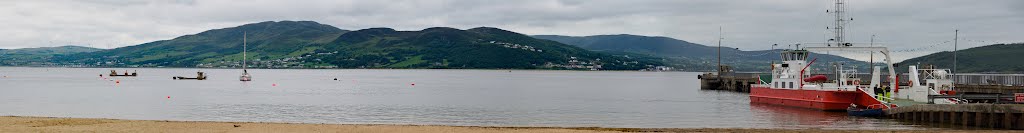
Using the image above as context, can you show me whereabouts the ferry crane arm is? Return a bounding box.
[799,58,818,89]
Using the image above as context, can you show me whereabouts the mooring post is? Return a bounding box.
[919,112,925,122]
[1004,112,1012,129]
[917,111,925,122]
[940,111,946,124]
[1018,113,1024,130]
[1015,112,1024,129]
[964,112,972,127]
[976,112,984,127]
[946,111,954,125]
[929,111,935,123]
[922,112,928,123]
[990,112,997,129]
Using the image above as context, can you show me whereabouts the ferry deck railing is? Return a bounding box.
[802,73,1024,86]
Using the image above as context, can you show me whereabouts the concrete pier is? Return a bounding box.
[698,72,760,92]
[698,66,760,92]
[886,104,1024,129]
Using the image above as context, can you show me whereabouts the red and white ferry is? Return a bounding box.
[749,48,896,111]
[749,0,899,111]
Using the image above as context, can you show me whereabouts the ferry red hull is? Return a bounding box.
[750,87,880,111]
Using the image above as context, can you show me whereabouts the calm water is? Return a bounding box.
[0,67,929,129]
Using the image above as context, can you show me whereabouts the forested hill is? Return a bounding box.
[899,43,1024,73]
[533,34,867,71]
[46,21,659,70]
[0,46,102,66]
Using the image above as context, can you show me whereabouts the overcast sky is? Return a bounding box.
[2,0,1021,61]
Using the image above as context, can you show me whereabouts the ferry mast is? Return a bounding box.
[827,0,852,47]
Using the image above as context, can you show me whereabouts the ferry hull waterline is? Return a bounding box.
[750,87,883,111]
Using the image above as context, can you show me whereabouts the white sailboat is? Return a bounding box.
[240,32,252,81]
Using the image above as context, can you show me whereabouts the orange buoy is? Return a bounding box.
[116,80,120,83]
[411,83,415,86]
[272,84,277,86]
[167,96,170,99]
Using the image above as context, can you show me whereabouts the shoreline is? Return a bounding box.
[0,116,1007,133]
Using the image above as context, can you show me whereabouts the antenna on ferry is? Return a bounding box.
[953,29,959,88]
[869,34,875,65]
[772,44,778,65]
[827,0,851,47]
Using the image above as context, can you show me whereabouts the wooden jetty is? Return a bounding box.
[698,66,760,92]
[887,104,1024,129]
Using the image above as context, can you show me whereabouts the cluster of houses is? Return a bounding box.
[544,57,603,70]
[197,51,339,69]
[489,41,542,52]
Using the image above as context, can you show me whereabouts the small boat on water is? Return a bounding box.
[108,70,138,77]
[846,104,889,117]
[239,32,252,82]
[173,71,207,80]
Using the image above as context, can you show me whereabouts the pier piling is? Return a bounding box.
[886,104,1024,129]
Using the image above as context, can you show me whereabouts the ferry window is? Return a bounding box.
[789,82,794,89]
[774,82,777,88]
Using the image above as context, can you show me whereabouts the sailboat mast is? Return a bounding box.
[717,26,722,76]
[243,32,247,70]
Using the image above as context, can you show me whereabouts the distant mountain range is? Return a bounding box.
[4,20,1018,72]
[532,34,869,71]
[899,43,1024,73]
[39,21,657,70]
[0,46,102,66]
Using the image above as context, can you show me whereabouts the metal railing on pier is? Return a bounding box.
[953,74,1024,86]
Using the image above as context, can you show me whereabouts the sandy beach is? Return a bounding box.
[0,116,1014,133]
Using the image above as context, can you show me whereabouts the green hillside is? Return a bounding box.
[0,45,102,66]
[315,27,656,69]
[49,21,658,70]
[533,34,868,72]
[899,43,1024,73]
[55,21,347,67]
